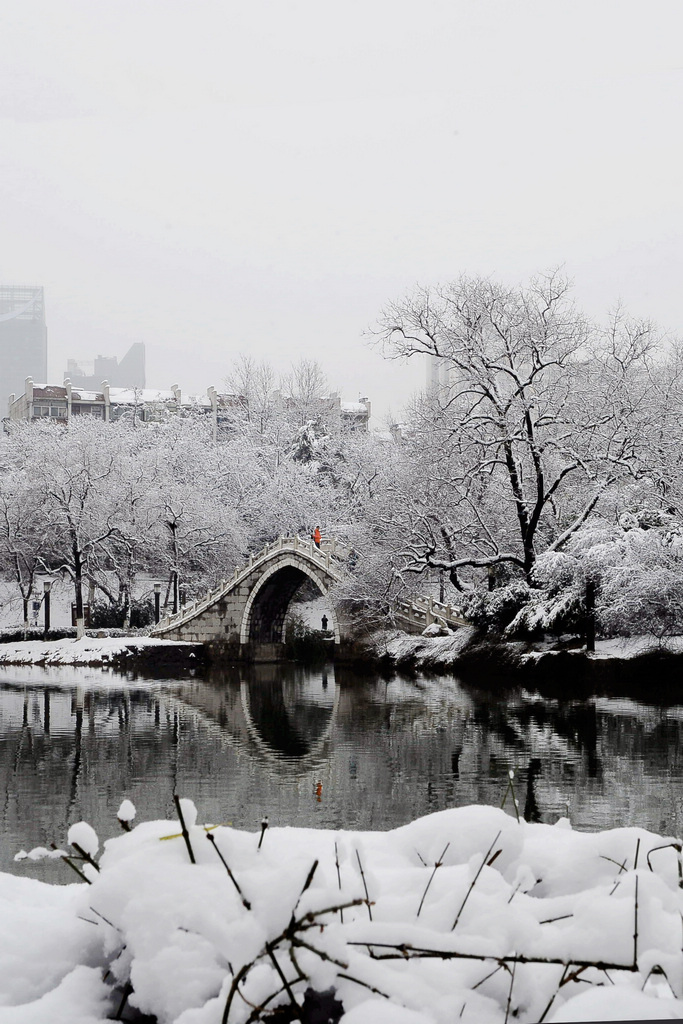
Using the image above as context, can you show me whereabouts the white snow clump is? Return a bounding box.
[3,804,683,1022]
[117,799,136,823]
[67,821,99,857]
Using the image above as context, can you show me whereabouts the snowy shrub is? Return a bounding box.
[582,518,683,638]
[501,513,683,641]
[89,599,155,629]
[463,580,532,634]
[6,802,683,1022]
[504,586,585,639]
[502,551,589,639]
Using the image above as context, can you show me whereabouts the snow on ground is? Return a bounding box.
[372,627,478,668]
[511,636,683,664]
[589,636,683,658]
[0,636,196,667]
[4,804,683,1022]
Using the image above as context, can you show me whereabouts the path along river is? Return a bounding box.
[1,660,682,881]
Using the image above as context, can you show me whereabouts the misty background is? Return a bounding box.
[2,0,682,423]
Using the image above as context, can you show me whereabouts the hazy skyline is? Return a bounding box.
[2,0,682,424]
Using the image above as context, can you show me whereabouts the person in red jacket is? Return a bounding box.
[312,526,321,548]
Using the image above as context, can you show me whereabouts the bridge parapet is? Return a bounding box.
[394,594,470,633]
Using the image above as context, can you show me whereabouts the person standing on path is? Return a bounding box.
[313,526,321,548]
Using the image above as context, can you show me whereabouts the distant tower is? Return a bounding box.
[0,286,47,402]
[426,353,452,392]
[65,342,146,390]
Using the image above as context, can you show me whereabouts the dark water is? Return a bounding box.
[2,661,683,881]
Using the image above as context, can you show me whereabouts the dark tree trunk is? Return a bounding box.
[585,580,596,653]
[73,537,85,636]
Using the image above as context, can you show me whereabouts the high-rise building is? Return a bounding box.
[64,342,145,390]
[0,286,47,403]
[426,353,452,392]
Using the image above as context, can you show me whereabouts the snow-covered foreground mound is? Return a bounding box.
[4,804,683,1023]
[0,636,195,666]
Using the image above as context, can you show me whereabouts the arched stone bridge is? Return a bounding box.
[151,535,346,658]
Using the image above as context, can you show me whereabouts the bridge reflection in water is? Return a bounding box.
[179,664,339,769]
[2,663,683,882]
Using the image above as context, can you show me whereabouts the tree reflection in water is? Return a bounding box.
[1,663,683,882]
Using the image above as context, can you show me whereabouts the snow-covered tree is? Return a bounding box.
[502,508,683,640]
[374,271,660,587]
[4,420,127,636]
[0,468,53,628]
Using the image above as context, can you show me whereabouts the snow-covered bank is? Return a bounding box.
[358,627,479,671]
[0,636,203,668]
[358,627,683,691]
[522,636,683,661]
[5,804,683,1023]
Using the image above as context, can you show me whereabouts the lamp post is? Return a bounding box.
[43,580,52,639]
[153,582,161,624]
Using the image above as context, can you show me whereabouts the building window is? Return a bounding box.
[72,404,104,417]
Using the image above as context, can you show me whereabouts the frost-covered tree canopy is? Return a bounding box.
[3,275,683,641]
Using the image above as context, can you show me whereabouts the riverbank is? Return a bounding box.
[4,801,683,1023]
[0,635,206,669]
[2,630,681,700]
[352,628,683,698]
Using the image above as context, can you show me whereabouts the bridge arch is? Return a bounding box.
[151,535,346,653]
[239,556,341,645]
[151,534,467,656]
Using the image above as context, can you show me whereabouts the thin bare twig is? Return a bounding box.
[417,842,450,917]
[114,981,133,1021]
[266,945,299,1013]
[337,973,391,999]
[334,841,344,923]
[289,860,318,929]
[346,941,641,972]
[472,964,503,991]
[500,771,520,822]
[70,841,100,873]
[646,841,681,877]
[600,854,628,875]
[504,959,516,1024]
[356,850,373,921]
[221,961,251,1024]
[51,842,90,884]
[641,964,678,998]
[173,795,196,865]
[538,964,569,1023]
[507,881,523,904]
[206,832,251,910]
[452,831,502,931]
[297,898,366,928]
[633,873,639,968]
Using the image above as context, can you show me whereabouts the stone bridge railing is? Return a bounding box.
[153,534,469,643]
[154,534,348,635]
[394,594,470,633]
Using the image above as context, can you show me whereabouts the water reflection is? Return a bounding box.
[1,663,683,882]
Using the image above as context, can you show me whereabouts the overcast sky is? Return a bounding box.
[2,1,682,424]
